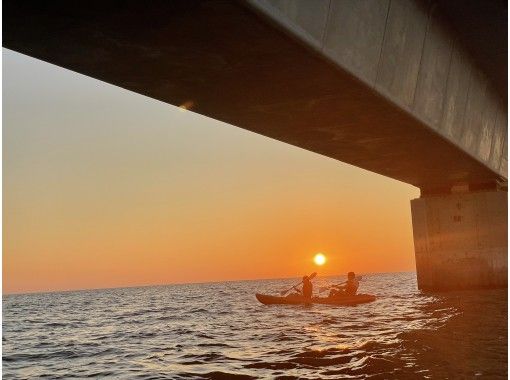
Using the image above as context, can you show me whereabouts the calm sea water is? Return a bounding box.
[3,272,507,379]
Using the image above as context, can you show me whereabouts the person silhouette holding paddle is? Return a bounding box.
[280,272,316,299]
[329,272,359,297]
[301,275,313,299]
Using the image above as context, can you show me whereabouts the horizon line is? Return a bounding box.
[3,270,416,296]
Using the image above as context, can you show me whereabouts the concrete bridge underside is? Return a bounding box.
[3,0,507,291]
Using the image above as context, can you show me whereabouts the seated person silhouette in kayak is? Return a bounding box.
[289,275,313,299]
[302,275,313,299]
[329,272,359,297]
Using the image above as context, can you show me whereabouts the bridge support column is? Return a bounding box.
[411,189,507,291]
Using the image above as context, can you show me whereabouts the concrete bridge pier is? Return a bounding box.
[411,186,507,291]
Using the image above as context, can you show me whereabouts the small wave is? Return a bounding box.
[81,370,116,377]
[180,352,226,363]
[195,333,214,340]
[170,327,194,335]
[155,315,177,321]
[358,340,400,351]
[291,355,352,367]
[244,361,298,370]
[275,334,295,342]
[176,371,256,380]
[196,342,233,348]
[190,308,209,313]
[3,349,82,362]
[316,317,338,326]
[292,347,344,358]
[44,322,68,328]
[89,347,121,357]
[128,331,157,339]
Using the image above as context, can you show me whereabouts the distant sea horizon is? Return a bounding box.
[3,270,417,296]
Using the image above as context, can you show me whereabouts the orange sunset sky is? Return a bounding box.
[3,49,420,294]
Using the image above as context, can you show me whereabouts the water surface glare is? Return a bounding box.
[3,272,507,379]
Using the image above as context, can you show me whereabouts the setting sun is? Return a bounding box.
[313,253,326,266]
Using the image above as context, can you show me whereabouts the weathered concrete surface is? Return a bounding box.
[411,190,507,290]
[248,0,507,180]
[2,0,507,190]
[435,0,507,102]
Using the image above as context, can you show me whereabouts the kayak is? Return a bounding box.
[255,293,376,306]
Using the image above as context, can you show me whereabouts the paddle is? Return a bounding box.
[280,272,317,296]
[319,276,363,293]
